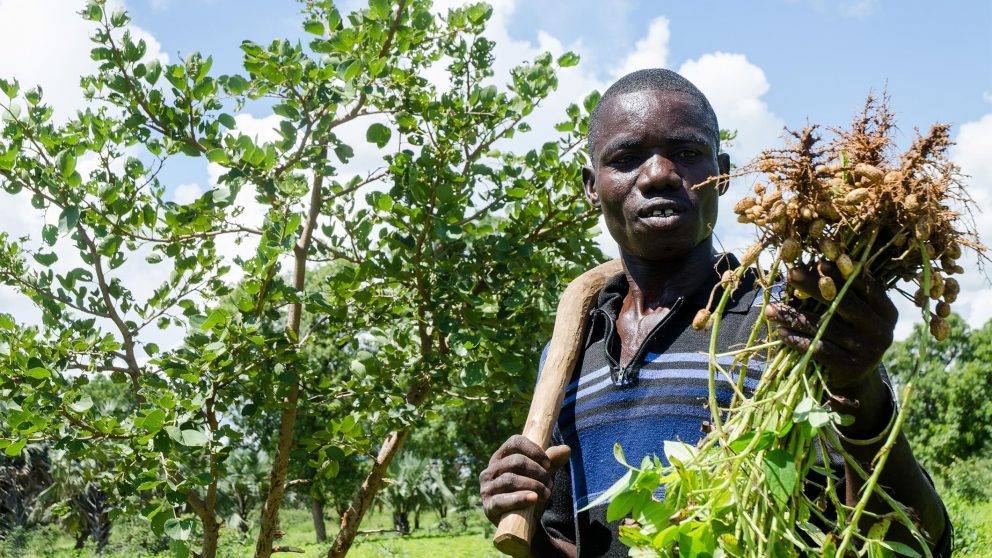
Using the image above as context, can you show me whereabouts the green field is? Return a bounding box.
[2,501,989,558]
[0,508,505,558]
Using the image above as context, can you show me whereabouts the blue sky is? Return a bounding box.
[1,0,991,341]
[119,0,992,134]
[120,0,992,210]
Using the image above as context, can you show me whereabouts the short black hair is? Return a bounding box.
[587,68,719,161]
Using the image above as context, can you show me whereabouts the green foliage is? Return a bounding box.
[885,313,992,466]
[0,0,602,555]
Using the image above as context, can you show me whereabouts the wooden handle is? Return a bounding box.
[493,258,622,557]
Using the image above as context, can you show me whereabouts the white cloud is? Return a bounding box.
[611,16,670,79]
[0,0,175,356]
[172,182,204,204]
[0,0,167,122]
[678,52,784,165]
[945,113,992,331]
[677,52,786,255]
[837,0,880,18]
[802,0,881,18]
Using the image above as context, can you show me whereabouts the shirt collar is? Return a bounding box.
[594,253,759,318]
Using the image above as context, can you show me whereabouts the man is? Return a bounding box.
[479,69,949,557]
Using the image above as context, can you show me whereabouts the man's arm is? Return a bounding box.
[831,370,948,552]
[767,262,949,555]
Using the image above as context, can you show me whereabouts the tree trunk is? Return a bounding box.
[254,381,301,558]
[413,509,420,531]
[393,510,410,535]
[311,498,327,543]
[74,531,88,550]
[254,161,326,558]
[201,515,221,558]
[326,428,411,558]
[327,378,431,557]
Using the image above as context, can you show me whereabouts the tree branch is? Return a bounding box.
[74,224,144,403]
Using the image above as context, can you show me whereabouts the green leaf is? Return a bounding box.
[4,438,26,457]
[466,3,490,23]
[368,57,387,77]
[557,52,580,67]
[793,396,832,428]
[145,59,162,84]
[579,469,632,512]
[366,123,391,148]
[728,429,775,453]
[201,308,229,331]
[762,449,798,506]
[56,150,76,178]
[143,409,167,433]
[303,19,325,35]
[0,313,15,330]
[206,149,228,163]
[606,489,642,522]
[583,90,601,114]
[41,224,58,246]
[98,235,122,257]
[136,479,162,491]
[83,3,103,21]
[878,541,921,557]
[165,425,182,442]
[369,0,390,19]
[217,113,237,129]
[334,144,354,163]
[33,252,58,267]
[25,366,50,379]
[163,518,195,540]
[178,429,208,447]
[678,522,715,557]
[59,206,80,233]
[69,396,94,413]
[395,111,416,130]
[0,78,19,98]
[373,193,393,211]
[663,440,695,464]
[342,59,362,82]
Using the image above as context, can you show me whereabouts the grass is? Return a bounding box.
[0,507,503,558]
[1,495,988,557]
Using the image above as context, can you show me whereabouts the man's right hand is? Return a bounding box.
[479,434,571,526]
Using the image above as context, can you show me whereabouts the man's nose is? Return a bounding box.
[636,153,681,192]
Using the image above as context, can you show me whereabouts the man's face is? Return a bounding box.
[583,90,730,262]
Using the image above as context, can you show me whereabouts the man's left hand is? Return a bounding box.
[764,260,898,397]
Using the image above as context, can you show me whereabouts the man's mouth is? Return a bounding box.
[639,201,687,218]
[645,207,680,217]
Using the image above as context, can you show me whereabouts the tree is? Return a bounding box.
[36,450,116,552]
[0,1,601,557]
[0,443,50,543]
[884,313,992,467]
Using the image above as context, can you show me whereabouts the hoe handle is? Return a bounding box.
[493,259,622,557]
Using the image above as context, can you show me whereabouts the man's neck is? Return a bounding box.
[620,240,717,315]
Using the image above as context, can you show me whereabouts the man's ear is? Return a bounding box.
[582,166,600,208]
[717,153,731,196]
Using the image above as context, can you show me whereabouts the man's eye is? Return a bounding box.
[677,150,699,160]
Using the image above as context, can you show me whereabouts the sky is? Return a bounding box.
[0,0,990,346]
